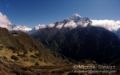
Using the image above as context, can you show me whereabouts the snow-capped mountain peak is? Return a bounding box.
[71,13,81,18]
[69,13,81,21]
[33,13,91,30]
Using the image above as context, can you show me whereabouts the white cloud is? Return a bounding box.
[12,25,32,32]
[0,12,11,29]
[91,19,120,38]
[34,24,47,30]
[92,19,120,31]
[47,23,55,28]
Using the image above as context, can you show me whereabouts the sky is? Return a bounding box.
[0,0,120,27]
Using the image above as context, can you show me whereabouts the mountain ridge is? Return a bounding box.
[7,14,120,38]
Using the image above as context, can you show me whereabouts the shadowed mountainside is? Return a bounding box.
[31,26,120,64]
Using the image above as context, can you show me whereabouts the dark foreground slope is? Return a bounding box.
[0,28,41,51]
[32,26,120,64]
[0,27,68,75]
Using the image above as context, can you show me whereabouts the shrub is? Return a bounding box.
[11,55,19,61]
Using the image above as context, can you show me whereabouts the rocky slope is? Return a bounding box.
[0,27,68,75]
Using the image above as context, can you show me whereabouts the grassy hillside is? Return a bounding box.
[0,27,69,75]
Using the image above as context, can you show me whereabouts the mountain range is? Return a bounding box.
[29,14,120,64]
[0,13,120,74]
[2,13,120,38]
[1,13,120,62]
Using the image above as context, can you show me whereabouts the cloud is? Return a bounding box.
[92,19,120,31]
[34,24,47,30]
[0,12,11,29]
[12,25,32,32]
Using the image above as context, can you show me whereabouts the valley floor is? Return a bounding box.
[0,59,119,75]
